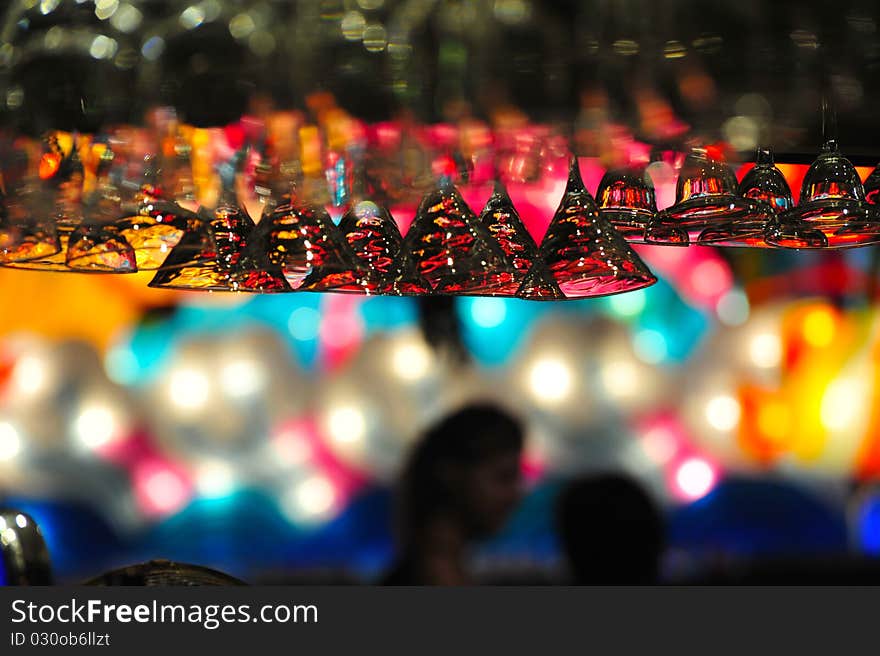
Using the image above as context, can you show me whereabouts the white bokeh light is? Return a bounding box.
[528,357,573,404]
[220,358,265,398]
[12,355,49,397]
[704,394,741,431]
[749,332,782,369]
[600,359,639,399]
[326,405,366,447]
[282,475,337,523]
[391,341,432,381]
[675,457,716,501]
[820,378,863,432]
[73,404,118,450]
[716,289,750,326]
[195,460,236,498]
[0,422,22,461]
[168,367,210,412]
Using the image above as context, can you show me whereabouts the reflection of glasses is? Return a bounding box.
[65,221,137,273]
[518,159,656,300]
[765,140,880,249]
[3,136,141,274]
[645,148,770,247]
[0,181,58,265]
[104,155,212,272]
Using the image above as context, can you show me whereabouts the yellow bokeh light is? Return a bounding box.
[802,307,836,348]
[757,400,790,444]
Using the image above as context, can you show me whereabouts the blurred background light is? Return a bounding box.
[674,457,717,502]
[528,357,573,405]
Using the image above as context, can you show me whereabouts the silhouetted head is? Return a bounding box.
[397,404,524,543]
[556,473,664,584]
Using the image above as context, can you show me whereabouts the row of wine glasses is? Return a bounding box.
[601,141,880,250]
[0,130,656,299]
[154,152,658,300]
[2,127,880,301]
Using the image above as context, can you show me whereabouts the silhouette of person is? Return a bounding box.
[555,473,664,584]
[382,404,524,585]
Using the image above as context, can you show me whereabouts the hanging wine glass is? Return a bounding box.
[63,139,139,273]
[479,181,539,295]
[64,203,138,273]
[392,181,514,296]
[765,140,880,249]
[149,152,290,292]
[0,175,58,264]
[644,147,771,246]
[106,155,212,271]
[0,155,22,258]
[335,199,404,294]
[244,148,374,293]
[596,165,659,244]
[739,148,793,213]
[0,134,63,263]
[699,147,816,248]
[2,133,89,272]
[517,158,656,300]
[864,163,880,205]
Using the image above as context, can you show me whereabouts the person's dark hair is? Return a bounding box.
[395,403,524,543]
[556,473,664,584]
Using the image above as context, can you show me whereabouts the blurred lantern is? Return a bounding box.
[668,477,848,557]
[149,328,305,467]
[316,329,455,480]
